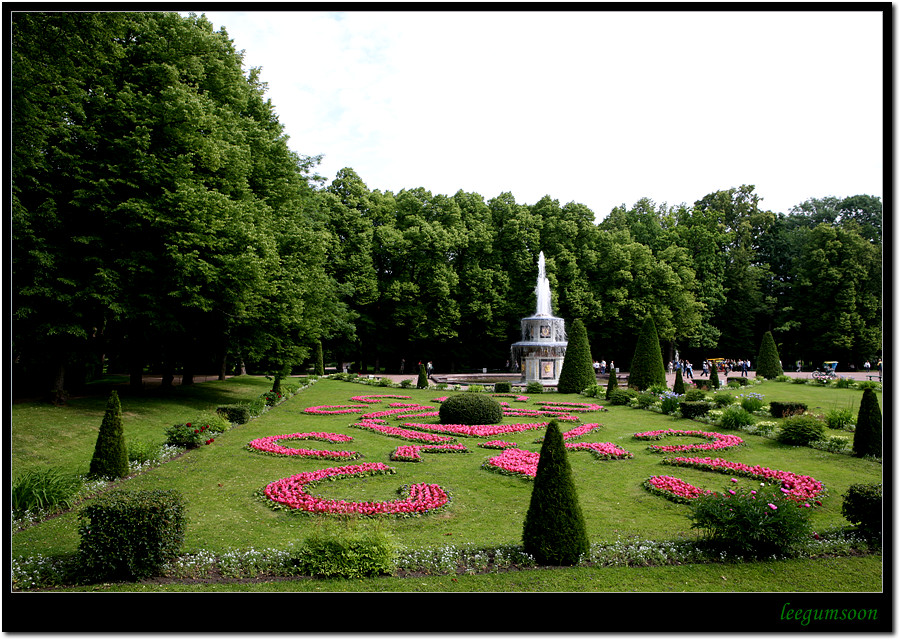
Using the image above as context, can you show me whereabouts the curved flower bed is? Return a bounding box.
[537,401,605,412]
[502,408,581,421]
[534,423,604,443]
[350,419,457,443]
[479,440,519,449]
[360,405,436,420]
[390,443,469,462]
[492,394,529,402]
[660,456,825,502]
[633,429,744,453]
[263,462,449,516]
[399,421,550,438]
[304,404,371,415]
[247,433,362,460]
[350,394,412,403]
[643,475,716,503]
[482,442,633,480]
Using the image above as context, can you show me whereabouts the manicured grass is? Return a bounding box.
[10,376,883,591]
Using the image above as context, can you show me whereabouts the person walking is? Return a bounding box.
[864,360,871,373]
[685,361,694,379]
[701,360,709,377]
[593,360,600,376]
[427,361,433,377]
[400,358,406,374]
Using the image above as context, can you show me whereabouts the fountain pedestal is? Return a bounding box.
[510,253,567,386]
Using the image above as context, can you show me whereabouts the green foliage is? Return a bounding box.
[88,391,129,480]
[769,401,808,418]
[607,388,635,405]
[841,483,882,541]
[291,526,396,578]
[718,405,755,430]
[660,392,682,414]
[688,489,812,558]
[439,393,503,425]
[756,331,784,379]
[417,364,428,389]
[605,369,619,399]
[684,388,707,402]
[853,388,882,458]
[216,404,252,425]
[522,420,589,566]
[628,315,667,391]
[165,422,214,449]
[738,393,766,413]
[672,368,686,395]
[557,319,595,394]
[824,406,855,430]
[77,489,186,581]
[679,401,711,419]
[526,381,545,394]
[712,391,735,408]
[493,381,512,393]
[315,341,325,377]
[708,366,721,390]
[777,415,826,446]
[11,468,83,517]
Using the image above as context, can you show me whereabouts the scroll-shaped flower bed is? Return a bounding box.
[389,444,469,462]
[660,456,825,503]
[247,432,362,460]
[537,401,606,412]
[399,421,550,438]
[482,441,634,480]
[263,462,449,516]
[350,419,457,443]
[533,423,603,443]
[350,394,412,403]
[643,475,716,503]
[304,405,372,415]
[633,429,744,453]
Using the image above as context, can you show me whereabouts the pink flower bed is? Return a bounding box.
[534,423,604,443]
[492,394,529,402]
[350,419,457,443]
[350,395,412,403]
[480,440,519,449]
[537,401,605,412]
[661,456,825,502]
[633,429,744,453]
[264,462,449,515]
[502,408,581,421]
[247,433,362,460]
[566,442,634,460]
[390,443,469,462]
[400,421,550,438]
[360,405,435,420]
[304,405,371,415]
[644,475,716,503]
[482,442,633,479]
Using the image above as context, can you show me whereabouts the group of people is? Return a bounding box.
[667,358,752,379]
[399,359,433,376]
[592,360,615,376]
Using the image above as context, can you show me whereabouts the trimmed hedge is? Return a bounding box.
[679,401,711,420]
[494,381,512,393]
[217,404,251,425]
[841,483,882,541]
[439,393,503,425]
[77,489,186,582]
[769,401,808,418]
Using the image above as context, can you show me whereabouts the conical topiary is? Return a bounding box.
[853,388,882,458]
[417,363,428,389]
[557,319,595,394]
[605,366,619,399]
[315,341,325,376]
[89,390,130,480]
[673,367,686,395]
[628,314,667,391]
[709,364,721,390]
[756,331,783,379]
[522,420,590,566]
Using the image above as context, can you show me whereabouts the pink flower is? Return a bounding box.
[768,503,778,510]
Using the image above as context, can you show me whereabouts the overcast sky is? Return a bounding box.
[192,9,884,220]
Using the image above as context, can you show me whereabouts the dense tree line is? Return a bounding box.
[12,12,882,398]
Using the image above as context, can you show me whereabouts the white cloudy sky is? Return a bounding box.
[192,9,884,219]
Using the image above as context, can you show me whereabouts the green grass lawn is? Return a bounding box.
[10,376,883,596]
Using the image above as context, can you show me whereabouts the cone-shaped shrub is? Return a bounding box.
[709,365,721,390]
[557,319,595,394]
[315,341,325,376]
[89,390,129,480]
[605,365,619,399]
[853,388,882,458]
[756,331,783,379]
[416,363,428,389]
[628,315,666,391]
[673,368,686,395]
[522,420,590,565]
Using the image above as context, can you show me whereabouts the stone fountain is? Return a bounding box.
[510,251,567,386]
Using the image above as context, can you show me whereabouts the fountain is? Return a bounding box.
[510,251,567,386]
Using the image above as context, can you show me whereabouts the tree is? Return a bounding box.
[417,363,428,389]
[756,331,783,379]
[89,391,129,479]
[314,341,325,376]
[557,319,595,394]
[629,315,667,390]
[709,364,721,390]
[673,368,686,395]
[522,420,589,565]
[853,388,882,458]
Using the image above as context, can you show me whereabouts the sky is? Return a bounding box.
[191,9,884,220]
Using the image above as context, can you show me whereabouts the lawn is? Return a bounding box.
[10,376,883,594]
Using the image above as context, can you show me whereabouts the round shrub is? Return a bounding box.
[494,381,512,394]
[684,388,706,402]
[777,414,826,446]
[525,381,544,394]
[712,391,735,408]
[439,393,503,425]
[842,483,882,541]
[738,393,765,413]
[607,388,635,406]
[718,405,755,430]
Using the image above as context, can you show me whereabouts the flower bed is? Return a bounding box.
[660,456,825,502]
[304,405,371,415]
[565,442,634,460]
[534,423,604,443]
[502,408,581,421]
[479,440,519,449]
[633,429,744,453]
[399,421,550,438]
[349,419,457,443]
[482,442,633,479]
[247,433,362,460]
[537,401,605,412]
[389,444,470,462]
[263,462,449,516]
[350,395,412,403]
[643,475,716,503]
[360,405,436,420]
